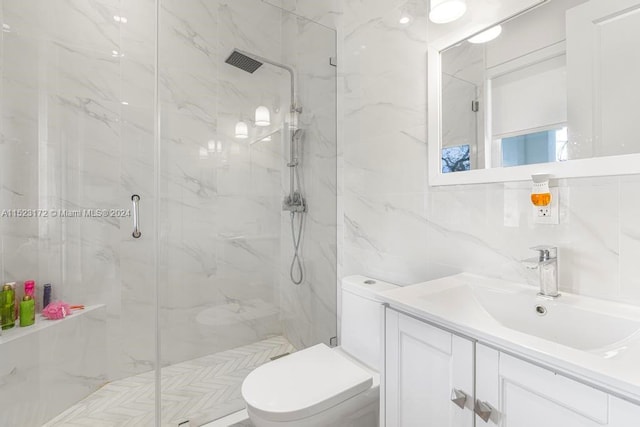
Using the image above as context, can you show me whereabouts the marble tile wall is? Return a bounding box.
[158,0,285,366]
[158,0,338,361]
[278,11,337,349]
[0,307,108,427]
[339,0,640,306]
[262,0,340,29]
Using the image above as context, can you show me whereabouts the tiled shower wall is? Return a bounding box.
[157,0,337,361]
[0,0,336,424]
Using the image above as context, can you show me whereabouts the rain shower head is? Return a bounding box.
[225,49,263,73]
[224,48,301,114]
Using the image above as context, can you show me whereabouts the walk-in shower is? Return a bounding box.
[0,0,336,425]
[225,49,307,285]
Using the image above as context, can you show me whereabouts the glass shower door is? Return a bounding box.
[157,0,337,424]
[0,1,159,425]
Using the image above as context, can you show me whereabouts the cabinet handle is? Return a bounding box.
[474,400,493,423]
[450,388,468,409]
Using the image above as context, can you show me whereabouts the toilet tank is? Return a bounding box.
[340,275,398,371]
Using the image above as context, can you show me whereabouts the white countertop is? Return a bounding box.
[379,273,640,403]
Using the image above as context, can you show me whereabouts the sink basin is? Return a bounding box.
[383,275,640,352]
[379,273,640,400]
[471,286,640,351]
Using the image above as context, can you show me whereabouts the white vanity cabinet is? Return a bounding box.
[475,344,640,427]
[384,309,474,427]
[384,308,640,427]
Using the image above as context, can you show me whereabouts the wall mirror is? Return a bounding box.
[428,0,640,185]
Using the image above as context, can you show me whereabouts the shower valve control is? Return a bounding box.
[283,192,306,212]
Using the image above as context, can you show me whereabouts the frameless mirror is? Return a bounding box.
[428,0,640,185]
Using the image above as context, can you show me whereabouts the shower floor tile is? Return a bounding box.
[44,336,295,427]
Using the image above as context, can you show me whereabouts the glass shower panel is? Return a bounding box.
[0,1,158,426]
[157,0,337,424]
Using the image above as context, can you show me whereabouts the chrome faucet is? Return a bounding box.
[524,246,560,298]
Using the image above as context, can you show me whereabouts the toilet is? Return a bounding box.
[241,275,397,427]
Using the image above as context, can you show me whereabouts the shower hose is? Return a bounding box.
[290,210,304,285]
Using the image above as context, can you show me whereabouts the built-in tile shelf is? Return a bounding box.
[0,304,105,345]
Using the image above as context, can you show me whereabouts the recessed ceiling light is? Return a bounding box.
[399,15,411,25]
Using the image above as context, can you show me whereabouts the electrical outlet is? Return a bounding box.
[537,206,551,217]
[533,187,559,224]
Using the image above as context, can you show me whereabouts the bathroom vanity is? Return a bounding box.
[380,274,640,426]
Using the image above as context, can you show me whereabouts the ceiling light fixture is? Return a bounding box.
[235,120,249,139]
[468,25,503,44]
[255,106,270,126]
[429,0,467,24]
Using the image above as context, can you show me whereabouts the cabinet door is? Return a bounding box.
[567,0,640,159]
[610,395,640,427]
[385,309,474,427]
[476,344,610,427]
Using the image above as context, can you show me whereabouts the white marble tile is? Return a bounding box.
[264,0,340,29]
[558,177,620,298]
[3,0,121,55]
[620,175,640,303]
[0,306,108,427]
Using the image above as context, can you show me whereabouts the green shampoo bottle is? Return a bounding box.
[19,295,35,327]
[1,283,16,330]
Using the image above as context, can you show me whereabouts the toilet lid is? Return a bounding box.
[242,344,373,422]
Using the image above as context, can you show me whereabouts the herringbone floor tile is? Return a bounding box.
[44,336,295,427]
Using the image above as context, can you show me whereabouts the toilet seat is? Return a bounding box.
[241,344,373,423]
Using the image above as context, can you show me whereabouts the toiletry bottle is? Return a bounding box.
[1,283,16,330]
[43,284,52,310]
[24,280,36,312]
[19,295,35,327]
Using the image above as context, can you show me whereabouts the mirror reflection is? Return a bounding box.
[440,0,640,173]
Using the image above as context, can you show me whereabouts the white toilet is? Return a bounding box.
[241,275,397,427]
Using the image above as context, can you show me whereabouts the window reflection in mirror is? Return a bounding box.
[439,0,640,174]
[498,126,568,168]
[442,145,471,173]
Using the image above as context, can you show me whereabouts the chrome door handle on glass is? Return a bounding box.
[474,400,494,422]
[450,388,468,409]
[131,194,141,238]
